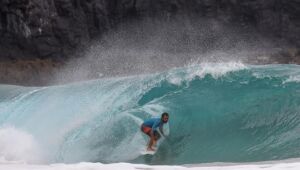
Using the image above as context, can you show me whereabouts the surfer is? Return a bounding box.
[141,112,169,151]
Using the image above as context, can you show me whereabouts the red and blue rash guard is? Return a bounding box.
[142,118,161,132]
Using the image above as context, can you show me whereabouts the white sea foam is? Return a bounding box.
[190,62,247,79]
[1,160,300,170]
[250,64,300,84]
[284,75,300,83]
[0,127,42,163]
[165,62,247,85]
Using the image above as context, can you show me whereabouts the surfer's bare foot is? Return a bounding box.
[147,147,155,151]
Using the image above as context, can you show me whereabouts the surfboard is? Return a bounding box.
[140,146,157,155]
[140,150,156,155]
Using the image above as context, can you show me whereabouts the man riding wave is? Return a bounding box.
[141,112,169,151]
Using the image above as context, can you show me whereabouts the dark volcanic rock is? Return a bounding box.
[0,0,299,60]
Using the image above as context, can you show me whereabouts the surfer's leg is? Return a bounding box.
[141,125,155,150]
[147,137,156,151]
[154,131,160,140]
[147,132,158,151]
[152,131,160,147]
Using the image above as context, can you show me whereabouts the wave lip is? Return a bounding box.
[164,62,247,85]
[187,62,247,78]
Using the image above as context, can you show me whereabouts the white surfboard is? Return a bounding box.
[140,150,156,155]
[140,146,157,155]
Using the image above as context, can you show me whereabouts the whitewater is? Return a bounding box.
[1,62,300,169]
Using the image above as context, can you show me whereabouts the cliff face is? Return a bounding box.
[0,0,110,59]
[0,0,299,60]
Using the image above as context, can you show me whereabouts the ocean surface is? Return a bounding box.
[1,62,300,168]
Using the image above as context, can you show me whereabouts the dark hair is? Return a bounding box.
[161,112,169,118]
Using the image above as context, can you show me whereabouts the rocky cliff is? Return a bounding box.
[0,0,299,85]
[0,0,299,60]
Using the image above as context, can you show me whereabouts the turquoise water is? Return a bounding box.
[1,63,300,165]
